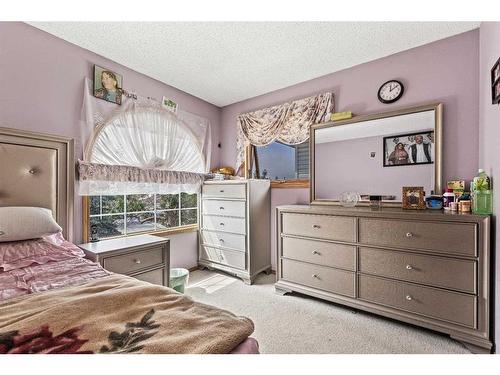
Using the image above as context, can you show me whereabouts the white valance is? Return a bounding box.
[235,92,334,171]
[79,78,211,195]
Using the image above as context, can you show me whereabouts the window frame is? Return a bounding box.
[243,145,310,189]
[82,193,199,243]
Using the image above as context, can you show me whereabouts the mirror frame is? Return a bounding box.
[310,102,443,206]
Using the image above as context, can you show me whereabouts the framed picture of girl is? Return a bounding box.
[93,65,123,105]
[383,131,434,167]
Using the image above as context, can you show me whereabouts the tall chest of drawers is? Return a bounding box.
[275,205,492,353]
[199,180,271,284]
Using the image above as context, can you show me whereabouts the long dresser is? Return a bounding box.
[275,205,492,353]
[199,179,271,284]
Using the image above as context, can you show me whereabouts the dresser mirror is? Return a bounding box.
[310,103,442,205]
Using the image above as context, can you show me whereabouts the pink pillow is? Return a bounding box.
[0,232,85,272]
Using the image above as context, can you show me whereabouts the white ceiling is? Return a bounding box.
[30,22,479,107]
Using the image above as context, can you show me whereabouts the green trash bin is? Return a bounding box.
[170,268,189,293]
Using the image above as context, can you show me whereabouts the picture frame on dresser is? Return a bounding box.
[401,186,426,210]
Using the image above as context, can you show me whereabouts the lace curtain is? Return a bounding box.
[78,78,210,195]
[235,92,334,170]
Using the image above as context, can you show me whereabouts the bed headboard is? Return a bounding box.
[0,127,75,241]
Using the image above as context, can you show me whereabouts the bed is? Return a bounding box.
[0,127,258,354]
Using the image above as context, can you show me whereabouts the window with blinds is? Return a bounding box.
[252,140,309,180]
[294,142,309,179]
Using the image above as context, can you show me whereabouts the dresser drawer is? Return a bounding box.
[202,199,246,218]
[281,258,355,297]
[201,230,246,251]
[359,247,476,293]
[200,246,246,270]
[281,213,356,242]
[103,247,164,274]
[202,215,246,234]
[359,218,477,257]
[358,275,476,328]
[133,268,165,286]
[203,183,246,199]
[282,236,355,271]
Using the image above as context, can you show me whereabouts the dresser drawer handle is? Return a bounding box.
[312,250,320,255]
[406,232,413,238]
[406,264,413,270]
[312,274,320,279]
[219,190,224,193]
[312,224,321,229]
[219,238,225,243]
[405,295,413,301]
[219,206,225,210]
[133,259,141,264]
[219,222,225,226]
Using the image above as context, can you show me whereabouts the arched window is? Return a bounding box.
[87,109,205,173]
[79,107,208,240]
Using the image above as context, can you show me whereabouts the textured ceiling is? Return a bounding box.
[30,22,479,107]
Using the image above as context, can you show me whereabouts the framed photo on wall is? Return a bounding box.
[383,131,434,167]
[162,97,178,113]
[402,186,426,210]
[491,57,500,105]
[93,65,123,105]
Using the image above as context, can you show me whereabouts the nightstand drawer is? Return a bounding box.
[133,268,165,286]
[103,246,164,274]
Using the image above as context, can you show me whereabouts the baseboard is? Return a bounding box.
[190,264,275,275]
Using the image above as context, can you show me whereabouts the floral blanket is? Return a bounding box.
[0,274,254,354]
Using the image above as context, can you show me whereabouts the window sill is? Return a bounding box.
[152,224,199,237]
[83,224,198,243]
[270,179,310,189]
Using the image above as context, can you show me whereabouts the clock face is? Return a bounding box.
[378,80,404,104]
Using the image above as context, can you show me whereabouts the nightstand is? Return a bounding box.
[79,234,170,287]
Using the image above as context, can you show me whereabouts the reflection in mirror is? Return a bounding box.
[313,105,441,203]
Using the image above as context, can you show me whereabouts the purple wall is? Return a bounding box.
[220,30,480,270]
[0,23,486,277]
[0,22,221,269]
[315,137,434,200]
[270,188,309,270]
[220,30,479,182]
[478,21,500,348]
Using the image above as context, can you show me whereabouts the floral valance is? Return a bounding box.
[236,92,334,170]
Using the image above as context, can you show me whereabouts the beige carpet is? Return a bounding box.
[186,269,471,354]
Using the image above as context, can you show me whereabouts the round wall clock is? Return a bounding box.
[377,80,404,104]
